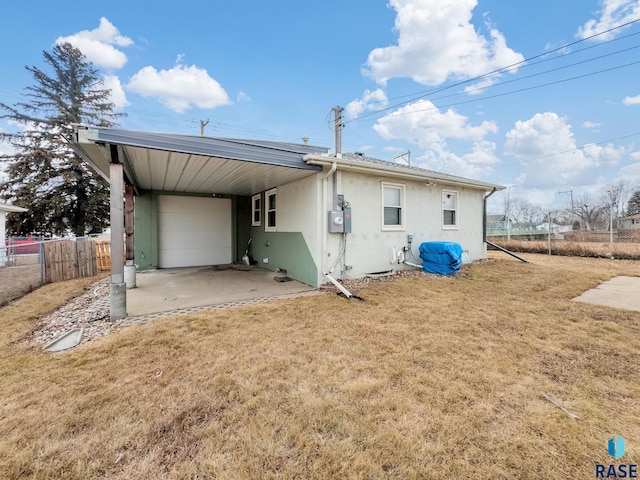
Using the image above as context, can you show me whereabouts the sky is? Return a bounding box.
[1,0,640,214]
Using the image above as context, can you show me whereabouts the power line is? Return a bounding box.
[346,16,640,125]
[494,131,640,170]
[356,58,640,122]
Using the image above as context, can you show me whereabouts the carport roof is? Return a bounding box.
[69,125,327,196]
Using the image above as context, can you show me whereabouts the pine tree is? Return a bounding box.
[0,43,124,237]
[626,190,640,216]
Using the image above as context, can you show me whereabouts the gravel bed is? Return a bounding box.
[25,277,121,347]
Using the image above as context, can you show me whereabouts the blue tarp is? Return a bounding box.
[418,242,464,275]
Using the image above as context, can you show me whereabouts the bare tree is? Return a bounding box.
[573,193,605,230]
[600,180,630,217]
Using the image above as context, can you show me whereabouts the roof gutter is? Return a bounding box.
[305,154,504,191]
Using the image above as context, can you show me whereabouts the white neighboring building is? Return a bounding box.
[0,202,28,266]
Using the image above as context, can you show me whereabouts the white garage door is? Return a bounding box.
[157,195,232,268]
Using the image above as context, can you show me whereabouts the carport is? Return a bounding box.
[70,125,327,320]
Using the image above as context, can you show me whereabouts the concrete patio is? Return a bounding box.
[126,265,317,317]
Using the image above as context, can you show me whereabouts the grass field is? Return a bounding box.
[0,253,638,479]
[493,239,640,260]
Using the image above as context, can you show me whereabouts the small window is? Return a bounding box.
[442,190,458,229]
[382,182,405,230]
[265,188,276,231]
[251,194,261,226]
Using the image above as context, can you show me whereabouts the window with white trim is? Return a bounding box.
[251,194,261,226]
[442,190,458,229]
[265,188,277,231]
[382,182,405,230]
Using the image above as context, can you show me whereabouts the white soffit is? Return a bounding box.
[123,146,318,196]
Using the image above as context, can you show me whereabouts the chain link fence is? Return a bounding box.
[0,236,106,307]
[488,228,640,260]
[0,237,45,306]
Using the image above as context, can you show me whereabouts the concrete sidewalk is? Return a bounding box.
[126,265,316,317]
[572,276,640,312]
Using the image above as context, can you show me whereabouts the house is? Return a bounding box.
[70,126,504,319]
[486,214,509,223]
[0,202,28,266]
[620,213,640,230]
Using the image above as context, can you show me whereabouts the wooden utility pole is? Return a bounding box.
[333,106,343,157]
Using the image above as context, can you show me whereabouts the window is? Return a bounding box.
[442,190,458,229]
[382,182,405,230]
[251,194,261,226]
[265,188,277,231]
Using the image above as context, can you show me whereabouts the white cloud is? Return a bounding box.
[0,128,16,159]
[56,17,133,70]
[373,99,499,178]
[414,141,499,179]
[100,74,129,110]
[236,91,251,103]
[462,76,501,95]
[374,99,498,150]
[504,112,628,187]
[363,0,524,86]
[582,121,601,129]
[623,94,640,105]
[619,160,640,177]
[126,60,231,113]
[345,89,389,119]
[577,0,640,40]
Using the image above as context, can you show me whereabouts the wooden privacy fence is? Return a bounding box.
[93,240,112,272]
[43,240,98,283]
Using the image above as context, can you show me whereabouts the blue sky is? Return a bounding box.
[1,0,640,213]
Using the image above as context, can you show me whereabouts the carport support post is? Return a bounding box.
[124,183,136,289]
[110,161,126,320]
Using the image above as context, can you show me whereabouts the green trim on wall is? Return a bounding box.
[249,229,318,287]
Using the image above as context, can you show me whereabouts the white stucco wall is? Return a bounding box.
[325,170,488,280]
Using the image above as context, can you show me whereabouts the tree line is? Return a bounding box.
[501,180,640,231]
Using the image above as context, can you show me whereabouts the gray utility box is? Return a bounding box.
[328,210,344,233]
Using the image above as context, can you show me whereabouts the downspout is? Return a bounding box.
[321,162,337,272]
[484,188,529,263]
[483,188,496,242]
[321,161,354,298]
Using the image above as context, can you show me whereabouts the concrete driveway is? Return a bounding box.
[126,265,317,317]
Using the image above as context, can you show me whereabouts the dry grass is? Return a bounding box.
[0,254,639,479]
[495,239,640,260]
[0,264,42,306]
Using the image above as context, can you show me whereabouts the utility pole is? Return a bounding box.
[394,151,411,166]
[610,201,617,244]
[548,210,552,255]
[558,189,574,228]
[200,119,209,136]
[333,106,344,157]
